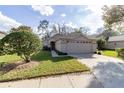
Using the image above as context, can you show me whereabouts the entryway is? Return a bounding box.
[50,41,55,50]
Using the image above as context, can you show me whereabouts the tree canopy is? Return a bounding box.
[10,25,32,32]
[102,5,124,32]
[38,20,49,37]
[79,26,90,35]
[1,31,41,62]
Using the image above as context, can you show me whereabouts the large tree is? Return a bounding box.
[50,24,59,36]
[1,31,41,63]
[102,5,124,32]
[77,26,90,35]
[38,20,49,37]
[97,30,120,40]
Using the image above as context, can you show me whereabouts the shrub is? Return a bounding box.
[116,48,124,57]
[1,31,41,63]
[55,50,68,55]
[97,38,106,50]
[94,51,97,54]
[98,51,102,55]
[42,46,51,51]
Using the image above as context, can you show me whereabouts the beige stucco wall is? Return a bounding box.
[55,40,62,51]
[55,38,97,54]
[92,41,97,51]
[106,41,124,49]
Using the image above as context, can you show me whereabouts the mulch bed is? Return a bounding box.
[0,61,39,74]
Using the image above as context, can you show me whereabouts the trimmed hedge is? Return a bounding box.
[42,46,51,51]
[55,50,68,55]
[95,51,102,55]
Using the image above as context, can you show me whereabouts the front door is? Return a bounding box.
[50,41,55,50]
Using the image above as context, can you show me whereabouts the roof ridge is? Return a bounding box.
[0,31,6,35]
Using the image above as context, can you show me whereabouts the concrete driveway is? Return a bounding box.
[70,54,124,88]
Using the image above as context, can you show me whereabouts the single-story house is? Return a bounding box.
[106,35,124,49]
[0,31,6,39]
[43,32,97,54]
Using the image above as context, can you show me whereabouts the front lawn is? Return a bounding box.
[101,50,118,58]
[0,54,21,63]
[0,55,21,67]
[0,50,90,82]
[101,50,124,60]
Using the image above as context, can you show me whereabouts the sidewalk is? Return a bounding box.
[0,72,103,88]
[51,50,58,57]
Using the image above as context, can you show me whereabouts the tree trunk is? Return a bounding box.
[25,56,31,63]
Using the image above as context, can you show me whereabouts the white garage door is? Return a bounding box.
[66,42,93,54]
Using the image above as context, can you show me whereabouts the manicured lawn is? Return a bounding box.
[0,54,21,63]
[101,50,124,60]
[101,50,118,58]
[0,50,90,82]
[0,55,22,67]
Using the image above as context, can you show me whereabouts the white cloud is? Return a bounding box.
[61,13,66,17]
[31,5,54,16]
[65,21,77,28]
[0,12,21,31]
[80,5,104,34]
[85,5,103,15]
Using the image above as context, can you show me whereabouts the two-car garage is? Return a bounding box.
[55,36,97,54]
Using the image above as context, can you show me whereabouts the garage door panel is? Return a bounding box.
[66,43,92,53]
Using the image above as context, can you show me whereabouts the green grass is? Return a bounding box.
[101,50,118,58]
[0,54,21,63]
[98,50,124,60]
[101,50,124,60]
[0,54,22,68]
[0,50,90,82]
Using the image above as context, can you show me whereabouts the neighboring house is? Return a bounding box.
[43,32,97,54]
[106,35,124,49]
[0,31,6,39]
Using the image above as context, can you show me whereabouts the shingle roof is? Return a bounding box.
[49,32,96,42]
[0,31,6,39]
[0,31,6,35]
[108,35,124,42]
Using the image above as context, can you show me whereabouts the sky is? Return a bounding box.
[0,5,104,34]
